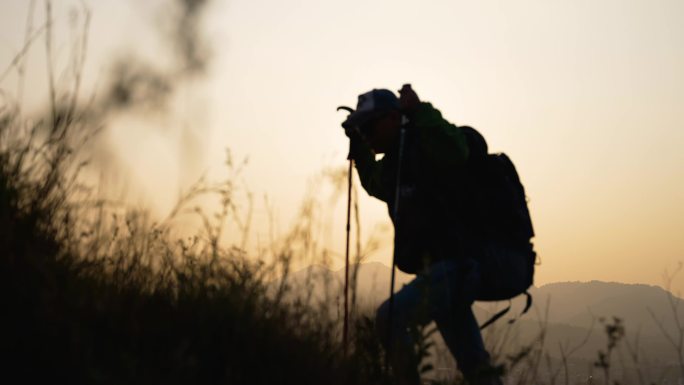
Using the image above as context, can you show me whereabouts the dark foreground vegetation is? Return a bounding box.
[0,105,389,385]
[0,89,401,384]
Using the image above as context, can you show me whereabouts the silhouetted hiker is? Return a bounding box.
[340,85,535,385]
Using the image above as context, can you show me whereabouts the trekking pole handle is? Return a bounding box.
[337,106,357,160]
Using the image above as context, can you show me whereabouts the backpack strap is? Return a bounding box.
[479,291,533,330]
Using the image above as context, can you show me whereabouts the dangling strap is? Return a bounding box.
[479,300,511,330]
[479,291,533,330]
[506,291,533,325]
[522,291,533,315]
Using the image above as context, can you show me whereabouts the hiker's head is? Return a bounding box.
[342,89,401,154]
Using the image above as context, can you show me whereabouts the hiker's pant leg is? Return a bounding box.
[433,298,489,381]
[375,259,490,383]
[375,275,429,384]
[427,259,491,381]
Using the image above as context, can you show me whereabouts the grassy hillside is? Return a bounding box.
[0,82,394,385]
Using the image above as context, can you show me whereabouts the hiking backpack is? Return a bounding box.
[459,126,537,328]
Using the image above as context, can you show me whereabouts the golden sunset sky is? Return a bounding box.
[1,0,683,291]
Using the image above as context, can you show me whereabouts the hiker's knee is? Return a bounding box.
[376,298,413,347]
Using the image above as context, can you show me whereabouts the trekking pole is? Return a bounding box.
[337,106,355,356]
[343,156,353,356]
[386,116,409,372]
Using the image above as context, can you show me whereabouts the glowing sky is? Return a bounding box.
[1,0,683,291]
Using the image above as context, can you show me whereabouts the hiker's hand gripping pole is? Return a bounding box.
[337,105,355,355]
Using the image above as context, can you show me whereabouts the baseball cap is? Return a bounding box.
[341,89,400,130]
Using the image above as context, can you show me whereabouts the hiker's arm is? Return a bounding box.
[411,102,469,168]
[348,134,390,202]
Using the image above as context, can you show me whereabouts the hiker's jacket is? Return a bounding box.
[350,102,471,274]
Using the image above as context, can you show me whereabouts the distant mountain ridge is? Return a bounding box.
[526,280,684,339]
[287,263,683,336]
[283,263,684,364]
